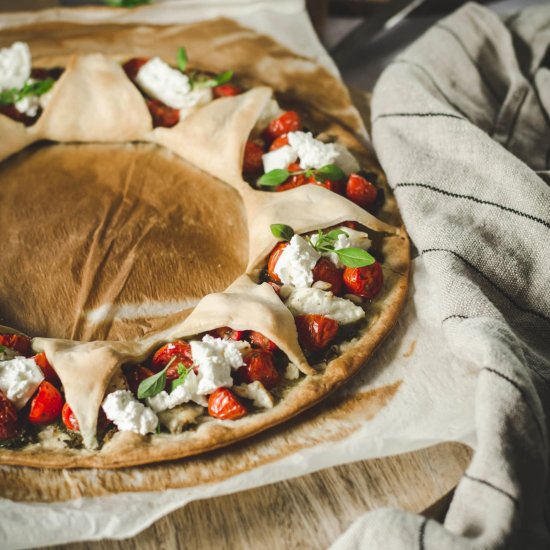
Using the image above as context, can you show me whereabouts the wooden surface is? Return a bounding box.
[46,442,472,549]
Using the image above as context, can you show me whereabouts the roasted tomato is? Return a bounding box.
[208,388,247,420]
[267,241,289,283]
[312,258,344,295]
[125,365,156,394]
[275,162,306,192]
[122,57,149,80]
[28,381,63,425]
[247,331,278,352]
[209,327,246,341]
[243,140,264,173]
[62,403,111,433]
[0,334,32,357]
[295,314,339,353]
[343,262,383,299]
[146,99,180,128]
[307,173,345,194]
[341,220,358,230]
[345,174,378,209]
[0,390,20,440]
[236,350,279,389]
[264,111,302,142]
[213,83,243,98]
[33,352,61,387]
[151,341,193,371]
[269,134,289,151]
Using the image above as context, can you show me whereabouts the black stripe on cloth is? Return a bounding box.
[434,24,501,104]
[372,112,465,123]
[421,248,550,325]
[418,517,428,550]
[463,473,519,507]
[394,182,550,230]
[391,59,469,119]
[442,314,469,322]
[484,367,545,438]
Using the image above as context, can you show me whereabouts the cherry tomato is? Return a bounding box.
[236,350,279,389]
[275,162,306,192]
[151,341,193,373]
[0,390,20,440]
[0,334,32,357]
[146,99,180,128]
[341,221,358,230]
[345,174,378,209]
[264,111,302,142]
[125,365,156,394]
[208,327,246,341]
[295,314,339,353]
[307,173,345,195]
[122,57,150,80]
[33,352,61,387]
[343,262,383,299]
[208,388,247,420]
[247,331,278,352]
[62,403,111,433]
[243,140,264,173]
[213,83,243,98]
[312,258,344,295]
[269,134,289,151]
[28,381,63,425]
[267,241,289,283]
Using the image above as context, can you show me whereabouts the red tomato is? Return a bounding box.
[62,403,111,433]
[312,258,344,296]
[208,388,247,420]
[122,57,150,80]
[345,174,378,209]
[151,341,193,373]
[295,314,339,353]
[341,221,358,230]
[0,390,20,440]
[243,140,264,173]
[213,83,243,98]
[264,111,302,142]
[247,331,278,352]
[0,334,32,357]
[125,365,156,394]
[28,381,63,425]
[343,262,383,299]
[208,327,246,341]
[236,350,279,389]
[275,162,306,192]
[269,134,289,151]
[267,241,289,283]
[307,173,345,195]
[33,352,61,387]
[146,99,180,128]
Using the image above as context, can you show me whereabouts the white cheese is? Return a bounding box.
[0,356,44,409]
[102,390,158,435]
[190,335,249,395]
[284,363,300,381]
[262,145,298,173]
[0,42,31,92]
[253,98,284,135]
[135,56,212,114]
[284,287,365,324]
[273,234,320,288]
[310,226,371,268]
[15,93,40,117]
[234,382,275,409]
[146,370,207,413]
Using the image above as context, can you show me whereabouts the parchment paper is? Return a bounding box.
[0,2,477,548]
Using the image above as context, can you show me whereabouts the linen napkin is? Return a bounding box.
[331,3,550,549]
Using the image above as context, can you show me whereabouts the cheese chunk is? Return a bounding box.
[102,390,158,435]
[0,356,44,409]
[0,42,31,92]
[274,234,320,288]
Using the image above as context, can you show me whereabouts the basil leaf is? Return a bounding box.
[103,0,151,7]
[315,164,345,182]
[335,248,376,268]
[194,70,234,89]
[0,345,5,354]
[325,229,349,242]
[171,363,192,392]
[137,357,175,399]
[258,168,289,187]
[0,78,54,106]
[213,70,233,86]
[270,224,294,241]
[177,47,188,72]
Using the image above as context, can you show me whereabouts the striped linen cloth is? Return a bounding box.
[331,3,550,549]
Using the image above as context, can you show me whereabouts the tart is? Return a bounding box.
[0,35,409,468]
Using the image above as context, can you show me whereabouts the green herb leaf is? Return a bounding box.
[137,357,175,399]
[0,345,5,354]
[335,247,375,268]
[103,0,152,7]
[325,229,348,241]
[314,164,345,183]
[258,169,290,187]
[0,78,55,106]
[177,47,188,72]
[270,224,295,241]
[170,363,193,392]
[194,70,234,89]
